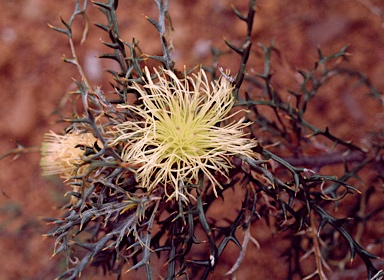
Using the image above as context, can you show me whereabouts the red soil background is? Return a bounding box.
[0,0,383,279]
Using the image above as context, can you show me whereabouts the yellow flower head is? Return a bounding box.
[40,131,98,180]
[114,67,257,201]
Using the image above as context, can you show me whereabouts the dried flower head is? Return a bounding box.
[114,67,257,201]
[40,131,98,180]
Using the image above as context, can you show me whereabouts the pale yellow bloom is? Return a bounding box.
[114,67,257,201]
[40,131,98,180]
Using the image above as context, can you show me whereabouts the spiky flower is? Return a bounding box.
[40,131,98,180]
[114,67,257,201]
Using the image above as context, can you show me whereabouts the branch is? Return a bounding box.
[282,150,367,168]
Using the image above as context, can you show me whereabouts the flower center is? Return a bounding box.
[156,111,202,159]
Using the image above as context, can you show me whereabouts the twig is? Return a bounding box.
[282,150,366,168]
